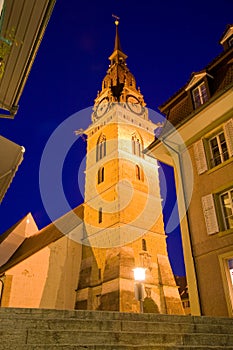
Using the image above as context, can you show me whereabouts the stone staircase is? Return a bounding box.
[0,308,233,349]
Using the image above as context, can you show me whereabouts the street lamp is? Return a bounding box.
[133,267,146,313]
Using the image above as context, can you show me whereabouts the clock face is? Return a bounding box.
[96,97,109,118]
[126,95,144,115]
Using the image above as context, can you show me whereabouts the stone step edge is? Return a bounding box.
[9,329,233,337]
[15,346,233,349]
[1,315,233,328]
[0,308,231,323]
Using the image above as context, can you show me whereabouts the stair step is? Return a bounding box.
[1,308,233,349]
[0,308,231,325]
[5,346,233,350]
[1,317,233,334]
[1,329,232,347]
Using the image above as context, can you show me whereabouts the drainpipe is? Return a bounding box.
[160,136,202,316]
[0,274,5,307]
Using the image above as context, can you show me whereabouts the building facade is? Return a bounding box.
[146,24,233,317]
[0,21,184,314]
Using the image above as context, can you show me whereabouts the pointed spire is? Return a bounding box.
[109,15,127,64]
[114,16,122,52]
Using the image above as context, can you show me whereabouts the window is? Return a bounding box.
[220,188,233,230]
[136,165,144,181]
[209,131,229,167]
[202,187,233,235]
[192,82,208,109]
[96,135,106,162]
[142,239,147,251]
[182,300,190,309]
[228,259,233,285]
[98,167,104,184]
[219,253,233,316]
[193,118,233,174]
[228,36,233,48]
[98,207,102,223]
[132,134,143,157]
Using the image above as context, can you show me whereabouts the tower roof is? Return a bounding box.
[92,18,146,118]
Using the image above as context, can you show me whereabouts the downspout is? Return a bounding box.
[0,274,5,307]
[161,136,202,315]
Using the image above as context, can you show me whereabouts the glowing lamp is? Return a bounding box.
[133,267,146,281]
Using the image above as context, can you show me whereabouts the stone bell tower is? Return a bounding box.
[75,19,184,314]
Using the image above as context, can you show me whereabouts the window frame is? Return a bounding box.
[98,166,104,184]
[191,81,208,109]
[135,164,144,181]
[96,135,106,162]
[220,188,233,231]
[208,129,229,168]
[193,118,233,174]
[219,251,233,316]
[98,207,103,223]
[132,133,144,158]
[228,36,233,48]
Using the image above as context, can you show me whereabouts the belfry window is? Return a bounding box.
[142,239,147,251]
[96,135,106,162]
[98,167,104,184]
[132,134,143,157]
[98,207,103,223]
[136,165,144,181]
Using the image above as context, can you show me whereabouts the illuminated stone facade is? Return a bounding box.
[75,22,183,314]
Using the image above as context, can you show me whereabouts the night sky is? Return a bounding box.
[0,0,233,276]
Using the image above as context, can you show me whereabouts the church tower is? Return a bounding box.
[75,19,184,314]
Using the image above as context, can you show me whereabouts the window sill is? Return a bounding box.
[218,228,233,237]
[206,157,233,175]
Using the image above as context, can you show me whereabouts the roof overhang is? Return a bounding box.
[185,72,213,91]
[0,0,56,118]
[0,135,25,202]
[220,25,233,45]
[145,87,233,164]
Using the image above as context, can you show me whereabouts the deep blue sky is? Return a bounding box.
[0,0,233,276]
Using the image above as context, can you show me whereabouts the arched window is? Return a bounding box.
[135,165,144,181]
[96,135,106,162]
[98,167,104,184]
[98,207,103,223]
[132,134,143,157]
[142,239,147,251]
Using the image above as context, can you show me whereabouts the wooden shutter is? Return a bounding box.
[201,194,219,235]
[224,118,233,157]
[193,140,208,174]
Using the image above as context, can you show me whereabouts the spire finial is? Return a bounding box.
[112,14,122,52]
[112,14,120,26]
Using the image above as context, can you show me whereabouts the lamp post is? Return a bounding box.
[133,267,146,313]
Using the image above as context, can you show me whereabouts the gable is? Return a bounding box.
[220,25,233,45]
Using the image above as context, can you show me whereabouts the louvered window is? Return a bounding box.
[201,194,219,235]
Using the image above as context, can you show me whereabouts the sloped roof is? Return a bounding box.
[0,135,24,202]
[0,0,56,118]
[219,24,233,45]
[158,35,233,126]
[159,23,233,112]
[0,204,84,274]
[0,213,38,267]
